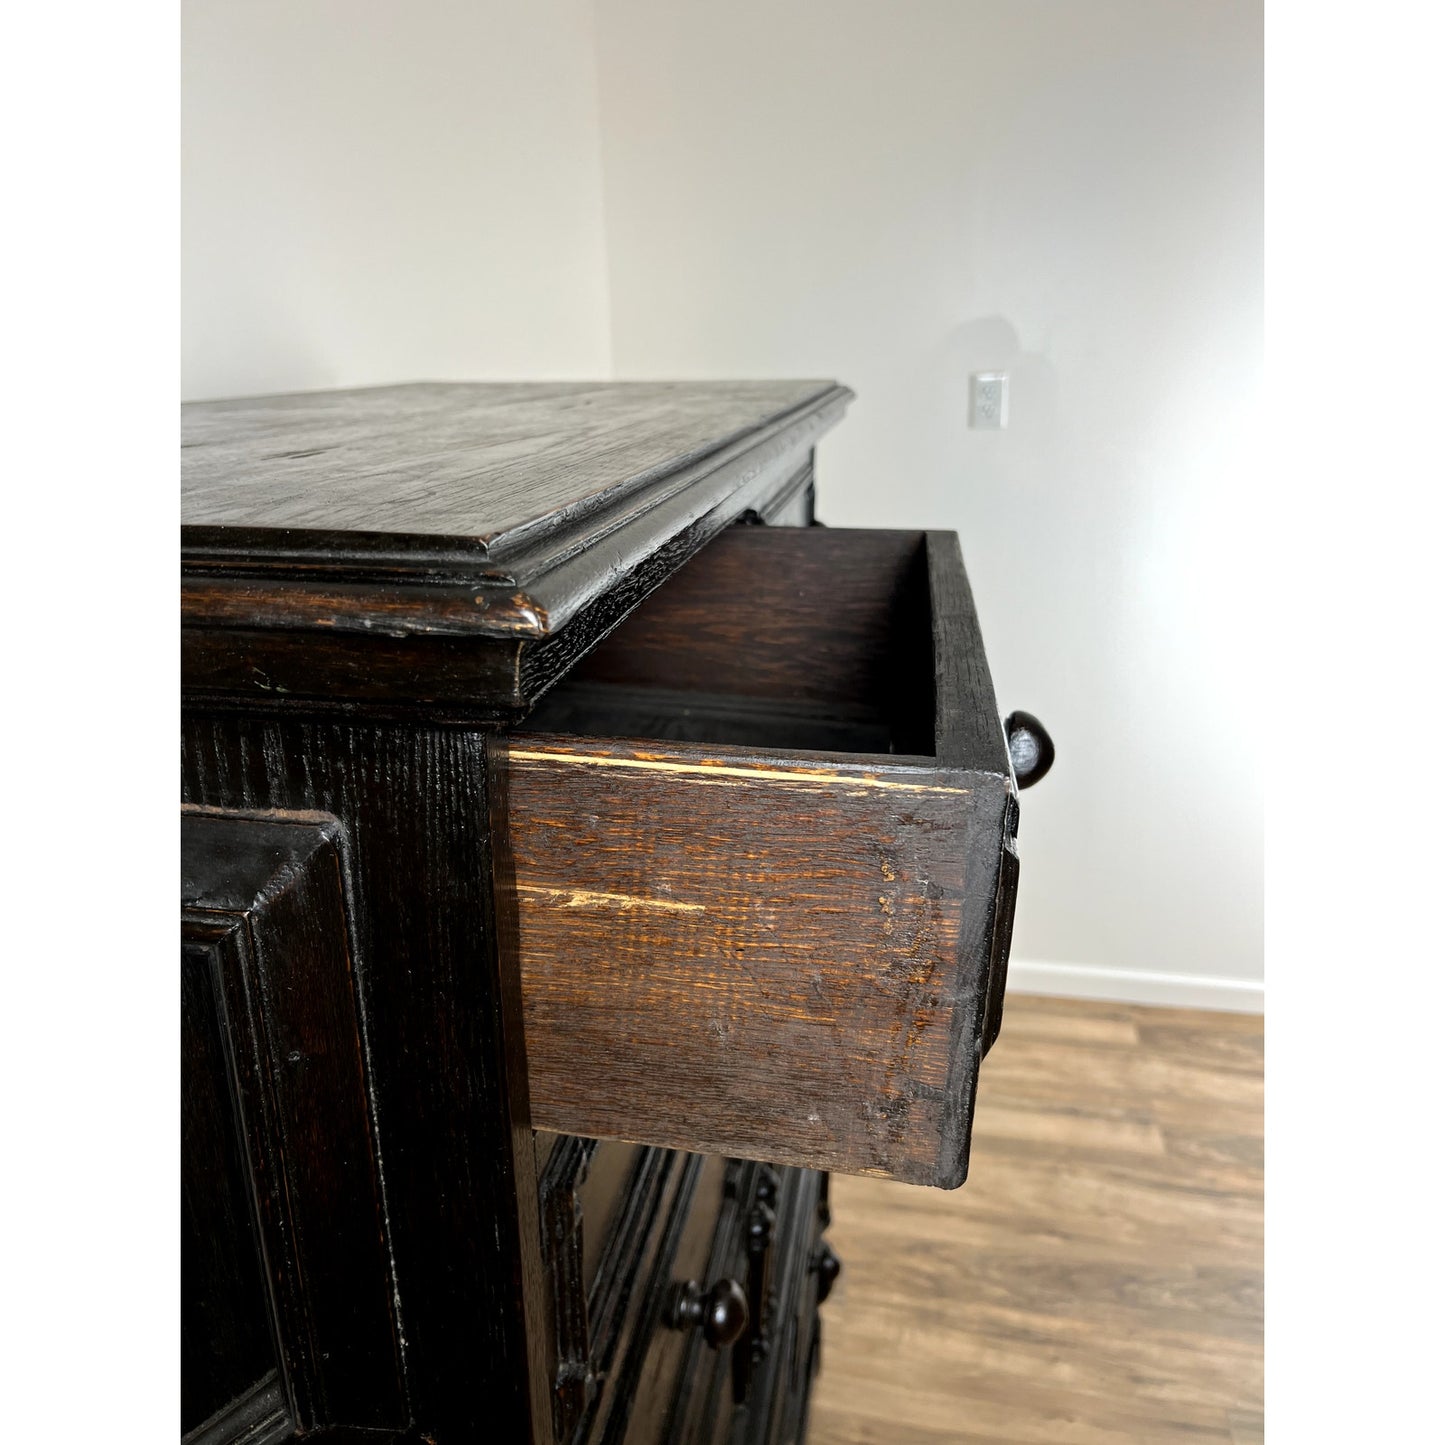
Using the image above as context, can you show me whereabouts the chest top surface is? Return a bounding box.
[181,379,851,714]
[184,380,840,556]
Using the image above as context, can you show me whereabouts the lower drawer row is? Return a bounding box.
[536,1133,839,1445]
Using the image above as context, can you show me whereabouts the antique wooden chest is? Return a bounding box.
[180,381,1049,1444]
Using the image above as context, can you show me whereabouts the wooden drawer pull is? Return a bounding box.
[1005,709,1055,788]
[668,1277,750,1350]
[812,1242,842,1304]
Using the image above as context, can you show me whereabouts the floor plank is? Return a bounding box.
[809,994,1263,1443]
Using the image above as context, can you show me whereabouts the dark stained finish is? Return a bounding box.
[496,528,1019,1187]
[540,527,934,750]
[181,938,282,1438]
[181,721,551,1445]
[180,386,858,1445]
[182,382,850,718]
[181,379,1040,1443]
[180,809,405,1442]
[601,1154,727,1445]
[1004,709,1055,789]
[533,1134,837,1445]
[668,1277,749,1350]
[735,1166,830,1445]
[538,1136,609,1441]
[184,1373,290,1445]
[183,381,836,546]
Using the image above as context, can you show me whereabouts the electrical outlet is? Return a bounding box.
[970,372,1008,429]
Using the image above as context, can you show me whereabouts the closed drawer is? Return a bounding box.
[541,1144,822,1445]
[495,526,1020,1189]
[539,1136,675,1443]
[598,1153,736,1445]
[733,1166,830,1445]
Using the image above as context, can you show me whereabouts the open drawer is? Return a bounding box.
[491,526,1021,1189]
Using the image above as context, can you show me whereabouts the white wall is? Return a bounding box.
[182,0,612,400]
[592,0,1263,1005]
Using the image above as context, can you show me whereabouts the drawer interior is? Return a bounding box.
[520,527,938,759]
[498,523,1016,1189]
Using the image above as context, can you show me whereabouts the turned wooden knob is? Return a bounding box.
[670,1277,749,1349]
[813,1242,841,1304]
[1004,710,1055,789]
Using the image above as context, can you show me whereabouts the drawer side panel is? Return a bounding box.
[503,741,986,1185]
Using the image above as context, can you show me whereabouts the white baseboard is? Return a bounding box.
[1006,958,1264,1014]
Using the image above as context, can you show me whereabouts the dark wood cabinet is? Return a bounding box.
[181,382,1036,1444]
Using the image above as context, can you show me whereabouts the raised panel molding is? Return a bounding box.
[181,807,407,1442]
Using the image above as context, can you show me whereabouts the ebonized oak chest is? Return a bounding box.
[180,381,1048,1445]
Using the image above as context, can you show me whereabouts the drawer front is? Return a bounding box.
[601,1154,732,1445]
[735,1168,829,1445]
[540,1137,679,1443]
[541,1146,835,1445]
[496,527,1019,1189]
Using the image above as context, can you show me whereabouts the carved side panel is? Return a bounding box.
[181,808,406,1443]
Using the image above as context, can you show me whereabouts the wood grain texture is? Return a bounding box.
[505,737,1000,1186]
[552,527,927,722]
[183,1372,291,1445]
[178,381,1040,1439]
[183,381,836,546]
[807,996,1264,1445]
[182,385,850,717]
[181,719,550,1445]
[181,809,406,1440]
[497,529,1017,1188]
[181,932,284,1437]
[736,1163,829,1445]
[602,1153,727,1445]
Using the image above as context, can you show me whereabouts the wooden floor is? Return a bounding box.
[807,995,1263,1445]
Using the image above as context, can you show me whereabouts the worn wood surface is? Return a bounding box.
[506,737,999,1186]
[182,718,550,1445]
[498,529,1016,1187]
[181,926,285,1438]
[182,382,850,716]
[180,809,406,1440]
[179,380,1050,1440]
[533,1136,830,1445]
[602,1154,726,1445]
[808,996,1264,1445]
[548,527,929,733]
[183,381,836,546]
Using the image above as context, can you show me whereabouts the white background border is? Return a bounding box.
[6,2,1445,1437]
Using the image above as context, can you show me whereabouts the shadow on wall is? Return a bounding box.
[944,315,1060,454]
[935,314,1063,652]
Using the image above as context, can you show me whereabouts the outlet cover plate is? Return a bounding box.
[970,371,1009,429]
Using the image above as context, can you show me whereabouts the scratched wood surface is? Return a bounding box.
[182,381,836,543]
[503,736,996,1186]
[181,382,851,716]
[497,530,1015,1188]
[181,810,406,1438]
[182,718,553,1443]
[808,995,1265,1445]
